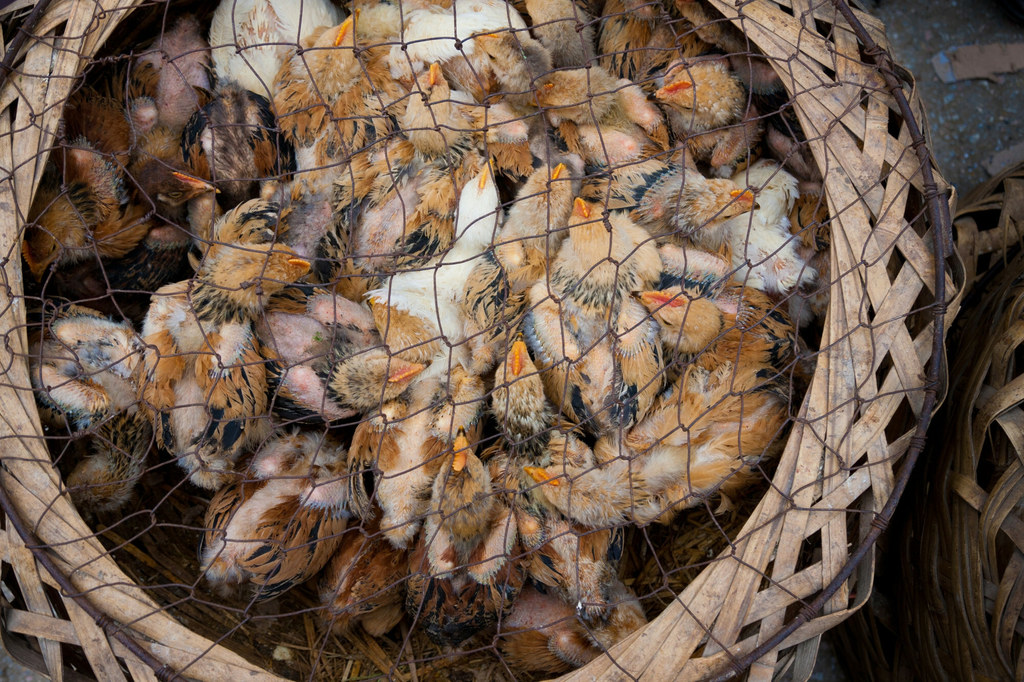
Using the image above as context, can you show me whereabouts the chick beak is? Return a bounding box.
[551,162,566,181]
[287,257,311,276]
[334,15,354,46]
[478,162,491,190]
[387,361,424,385]
[428,62,442,88]
[638,290,684,309]
[452,427,470,472]
[524,466,559,486]
[730,189,755,207]
[510,339,527,377]
[171,171,217,194]
[656,80,692,98]
[572,197,590,219]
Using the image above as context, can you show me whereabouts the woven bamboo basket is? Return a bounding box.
[0,0,956,680]
[892,161,1024,682]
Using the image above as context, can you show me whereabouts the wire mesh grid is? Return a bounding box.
[0,0,953,680]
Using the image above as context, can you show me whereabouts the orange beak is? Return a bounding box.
[428,62,442,88]
[452,427,470,472]
[639,290,685,309]
[572,197,590,219]
[171,171,217,193]
[730,189,755,206]
[387,361,424,384]
[656,80,692,98]
[551,162,566,181]
[334,15,354,46]
[510,339,527,377]
[478,162,491,190]
[524,466,559,486]
[287,257,311,274]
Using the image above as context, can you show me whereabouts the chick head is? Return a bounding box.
[435,428,495,545]
[328,347,424,412]
[683,178,754,230]
[195,199,310,317]
[474,31,552,93]
[655,59,744,129]
[534,67,619,125]
[637,286,723,354]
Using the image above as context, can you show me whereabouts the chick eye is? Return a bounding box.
[167,191,183,200]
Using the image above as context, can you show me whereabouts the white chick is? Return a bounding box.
[388,0,528,85]
[724,160,816,296]
[209,0,344,96]
[366,164,501,365]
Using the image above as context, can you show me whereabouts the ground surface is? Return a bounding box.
[2,1,1022,680]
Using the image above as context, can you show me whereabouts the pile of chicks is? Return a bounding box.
[25,0,831,673]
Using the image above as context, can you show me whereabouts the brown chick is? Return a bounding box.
[319,517,408,636]
[129,125,217,226]
[472,30,552,108]
[23,143,152,283]
[181,84,295,216]
[634,165,753,249]
[625,361,787,521]
[346,362,450,548]
[495,156,583,290]
[257,286,422,423]
[528,515,623,621]
[598,0,676,85]
[655,57,763,172]
[500,574,645,673]
[523,430,646,529]
[788,189,831,326]
[139,200,311,489]
[30,305,151,516]
[638,280,795,377]
[491,338,556,461]
[406,429,526,647]
[200,429,350,600]
[524,0,597,69]
[134,14,211,131]
[535,66,668,164]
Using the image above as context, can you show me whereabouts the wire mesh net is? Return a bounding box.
[0,0,950,679]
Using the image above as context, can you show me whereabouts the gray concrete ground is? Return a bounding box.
[2,1,1021,681]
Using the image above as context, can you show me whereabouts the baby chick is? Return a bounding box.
[498,582,602,673]
[139,200,311,489]
[346,360,451,548]
[523,430,647,529]
[495,156,583,290]
[655,57,763,174]
[134,14,211,131]
[535,65,668,164]
[388,0,529,101]
[181,84,296,222]
[200,429,350,600]
[30,305,151,516]
[788,189,831,326]
[598,0,675,85]
[528,515,623,621]
[499,578,647,672]
[129,124,217,226]
[724,159,816,296]
[523,0,596,69]
[634,164,753,248]
[365,163,500,366]
[406,428,526,646]
[257,286,421,423]
[491,338,556,461]
[625,361,787,521]
[319,517,408,636]
[209,0,343,97]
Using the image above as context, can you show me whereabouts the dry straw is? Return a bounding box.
[0,0,956,679]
